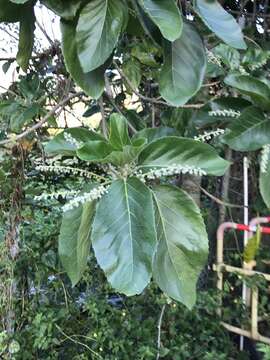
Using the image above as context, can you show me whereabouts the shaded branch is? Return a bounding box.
[0,92,83,146]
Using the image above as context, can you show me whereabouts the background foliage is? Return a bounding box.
[1,0,270,359]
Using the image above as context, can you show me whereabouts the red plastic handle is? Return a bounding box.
[236,224,270,234]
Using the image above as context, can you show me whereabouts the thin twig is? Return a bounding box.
[156,304,166,360]
[99,96,108,138]
[200,186,245,209]
[113,61,204,109]
[0,92,83,146]
[55,324,103,359]
[36,19,54,45]
[152,104,156,128]
[103,92,137,134]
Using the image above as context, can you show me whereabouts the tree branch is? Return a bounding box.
[200,186,245,209]
[156,304,166,360]
[0,92,83,146]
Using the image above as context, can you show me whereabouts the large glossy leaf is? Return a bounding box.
[138,136,230,176]
[61,20,105,99]
[152,185,208,308]
[41,0,82,20]
[138,0,182,41]
[194,0,246,49]
[159,22,206,106]
[77,140,115,162]
[225,73,270,110]
[133,127,179,144]
[109,113,131,150]
[16,4,35,72]
[76,0,127,72]
[59,195,96,286]
[45,128,104,156]
[222,107,270,151]
[92,178,156,295]
[260,149,270,208]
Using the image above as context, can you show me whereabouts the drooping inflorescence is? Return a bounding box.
[194,128,225,142]
[36,164,101,180]
[135,164,207,182]
[34,190,79,202]
[260,144,270,173]
[63,185,108,212]
[63,132,83,149]
[208,109,241,118]
[206,49,222,67]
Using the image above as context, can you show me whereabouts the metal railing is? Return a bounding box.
[213,217,270,345]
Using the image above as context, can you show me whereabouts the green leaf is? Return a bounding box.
[92,178,156,295]
[159,22,206,106]
[109,113,131,150]
[41,0,82,20]
[10,103,40,133]
[77,140,115,162]
[122,58,142,91]
[61,20,105,99]
[138,136,230,176]
[2,60,13,74]
[0,0,25,22]
[59,195,96,286]
[45,128,104,156]
[131,41,159,67]
[133,127,179,144]
[82,104,100,118]
[77,138,146,166]
[243,228,261,264]
[104,138,146,166]
[242,48,270,68]
[9,0,29,3]
[213,44,240,69]
[224,73,270,110]
[152,185,208,308]
[138,0,182,41]
[192,97,251,128]
[222,107,270,151]
[16,4,35,72]
[76,0,127,72]
[161,108,192,135]
[194,0,246,50]
[260,148,270,208]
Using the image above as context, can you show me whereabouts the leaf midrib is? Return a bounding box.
[152,191,180,278]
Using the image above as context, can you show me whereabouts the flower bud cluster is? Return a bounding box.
[208,109,240,118]
[135,164,206,181]
[63,185,108,212]
[64,132,83,148]
[34,190,79,201]
[238,65,248,75]
[206,50,222,67]
[249,56,269,71]
[260,144,270,173]
[36,165,97,179]
[194,128,225,142]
